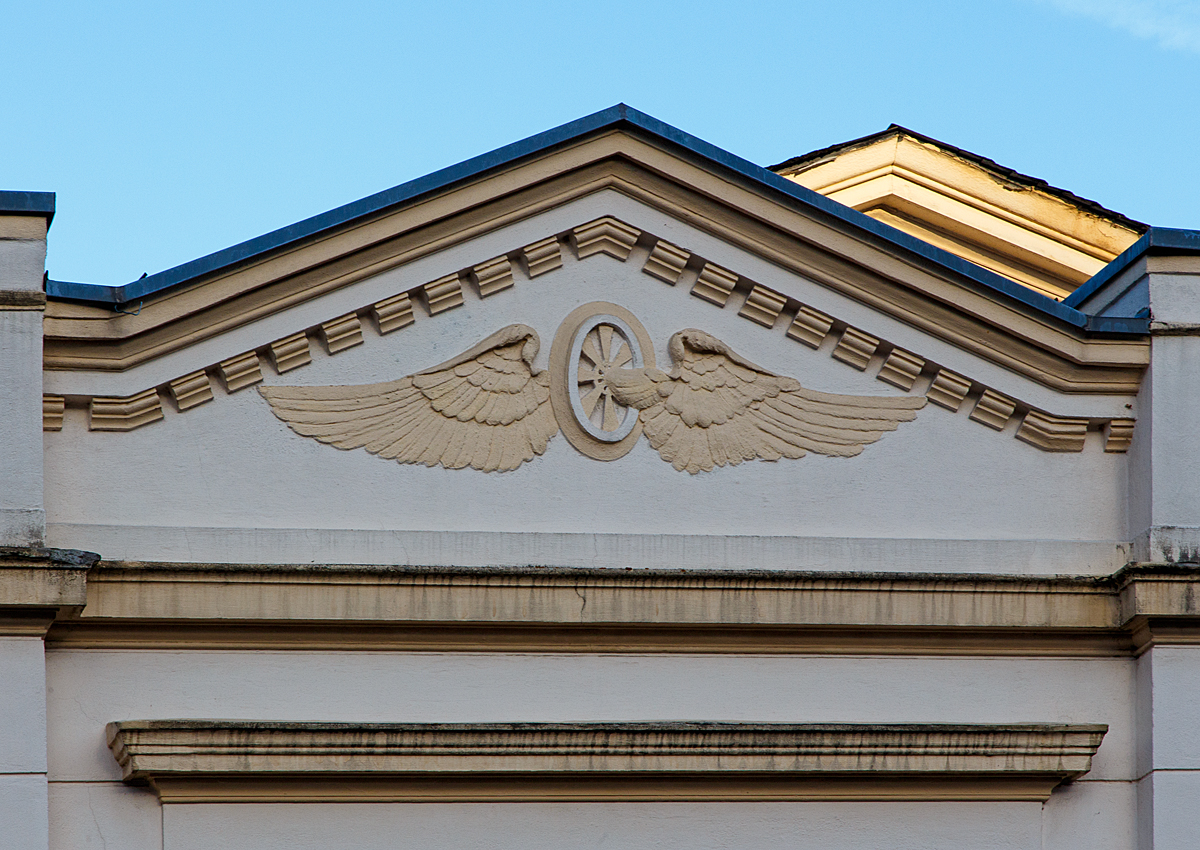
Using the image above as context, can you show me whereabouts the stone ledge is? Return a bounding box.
[36,559,1200,654]
[55,560,1123,655]
[106,720,1106,803]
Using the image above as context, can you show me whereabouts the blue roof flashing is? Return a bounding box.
[42,105,1160,336]
[0,191,55,225]
[1063,228,1200,311]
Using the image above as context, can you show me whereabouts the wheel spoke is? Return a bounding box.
[580,384,604,417]
[598,325,614,362]
[581,334,601,366]
[602,391,621,431]
[577,366,601,384]
[611,344,632,367]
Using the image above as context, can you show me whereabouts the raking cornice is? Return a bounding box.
[105,720,1107,803]
[43,137,1147,391]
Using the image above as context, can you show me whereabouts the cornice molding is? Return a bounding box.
[105,720,1106,803]
[23,560,1158,655]
[88,388,163,431]
[42,140,1146,386]
[41,561,1200,654]
[44,213,1135,453]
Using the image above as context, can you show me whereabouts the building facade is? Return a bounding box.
[3,105,1200,849]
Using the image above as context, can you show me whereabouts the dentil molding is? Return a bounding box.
[46,216,1134,453]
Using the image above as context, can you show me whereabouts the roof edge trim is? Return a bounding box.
[44,106,1094,332]
[769,125,1147,236]
[1063,227,1200,310]
[0,191,55,226]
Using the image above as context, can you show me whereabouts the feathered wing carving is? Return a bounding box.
[260,324,557,472]
[607,329,927,474]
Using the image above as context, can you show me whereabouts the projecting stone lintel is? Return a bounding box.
[107,720,1107,803]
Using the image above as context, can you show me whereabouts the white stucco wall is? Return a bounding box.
[0,638,50,850]
[45,649,1136,849]
[164,800,1045,850]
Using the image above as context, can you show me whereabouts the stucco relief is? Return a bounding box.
[261,304,925,473]
[259,324,557,473]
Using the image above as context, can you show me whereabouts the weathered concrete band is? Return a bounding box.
[44,560,1200,655]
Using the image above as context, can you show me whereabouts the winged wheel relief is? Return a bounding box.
[260,303,925,473]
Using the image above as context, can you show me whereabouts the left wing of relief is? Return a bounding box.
[260,324,557,472]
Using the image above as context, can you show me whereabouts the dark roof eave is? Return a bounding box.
[46,105,1101,334]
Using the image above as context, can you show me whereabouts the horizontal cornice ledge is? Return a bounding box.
[50,561,1131,655]
[48,562,1200,654]
[106,720,1107,803]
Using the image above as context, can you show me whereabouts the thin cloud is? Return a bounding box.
[1041,0,1200,53]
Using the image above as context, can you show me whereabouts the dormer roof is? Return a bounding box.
[773,125,1146,301]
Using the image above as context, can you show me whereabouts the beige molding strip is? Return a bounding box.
[40,562,1200,655]
[216,351,263,393]
[521,236,563,278]
[372,292,414,334]
[106,720,1106,803]
[691,262,738,306]
[40,561,1131,654]
[643,239,689,284]
[573,216,640,260]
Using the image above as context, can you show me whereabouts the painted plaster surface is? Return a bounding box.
[1138,771,1200,850]
[1,310,44,546]
[1139,337,1200,542]
[43,526,1131,574]
[50,650,1136,847]
[47,783,161,850]
[1138,647,1200,771]
[163,800,1043,850]
[0,638,47,772]
[43,649,1138,847]
[42,198,1130,573]
[45,651,1134,783]
[1042,781,1137,850]
[0,775,50,850]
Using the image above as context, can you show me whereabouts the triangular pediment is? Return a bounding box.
[40,108,1144,573]
[44,110,1145,392]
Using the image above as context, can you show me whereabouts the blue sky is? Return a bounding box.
[6,1,1200,286]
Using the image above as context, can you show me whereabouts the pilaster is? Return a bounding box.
[0,546,95,850]
[0,195,53,548]
[1130,252,1200,563]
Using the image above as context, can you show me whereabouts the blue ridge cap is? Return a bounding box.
[0,191,55,225]
[1063,227,1200,310]
[45,104,1087,330]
